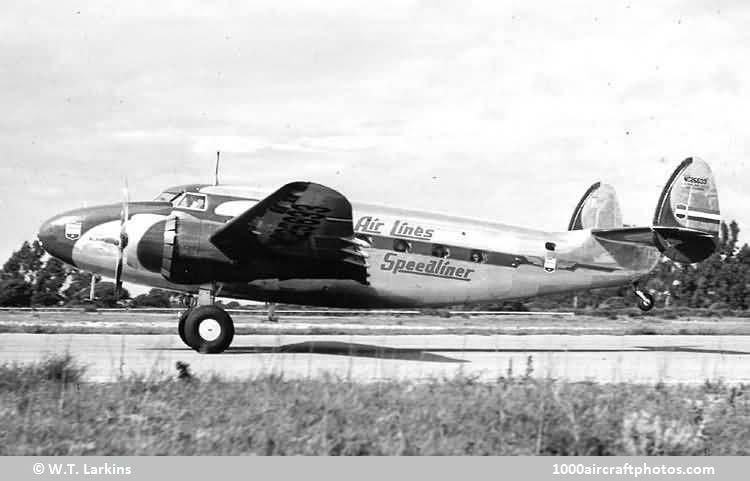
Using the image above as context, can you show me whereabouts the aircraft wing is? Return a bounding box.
[209,182,369,283]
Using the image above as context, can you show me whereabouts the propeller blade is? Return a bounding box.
[114,182,130,303]
[120,189,129,250]
[114,250,124,303]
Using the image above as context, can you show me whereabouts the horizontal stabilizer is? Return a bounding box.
[592,226,654,245]
[593,226,718,263]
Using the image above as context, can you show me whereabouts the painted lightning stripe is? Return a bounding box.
[687,215,721,225]
[674,205,721,221]
[686,207,721,216]
[689,213,722,220]
[683,211,722,221]
[395,270,472,282]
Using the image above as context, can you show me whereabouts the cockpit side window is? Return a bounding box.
[174,193,207,211]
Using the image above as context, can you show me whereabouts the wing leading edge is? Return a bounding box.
[210,182,369,284]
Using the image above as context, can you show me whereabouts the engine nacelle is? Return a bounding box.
[161,216,235,284]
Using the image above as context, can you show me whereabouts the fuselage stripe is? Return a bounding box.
[358,233,619,273]
[687,215,721,225]
[395,270,472,281]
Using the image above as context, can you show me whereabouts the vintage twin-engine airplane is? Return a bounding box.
[38,157,720,353]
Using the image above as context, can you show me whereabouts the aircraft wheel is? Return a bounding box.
[636,291,655,312]
[183,305,235,354]
[177,309,191,347]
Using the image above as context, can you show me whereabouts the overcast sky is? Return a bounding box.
[2,0,749,265]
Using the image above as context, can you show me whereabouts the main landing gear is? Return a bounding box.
[177,287,235,354]
[633,284,655,312]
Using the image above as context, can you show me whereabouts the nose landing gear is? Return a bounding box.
[177,286,235,353]
[633,285,655,312]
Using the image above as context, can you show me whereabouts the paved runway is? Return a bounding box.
[1,333,749,384]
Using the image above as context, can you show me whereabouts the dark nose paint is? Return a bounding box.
[137,219,167,273]
[38,215,79,266]
[38,202,172,268]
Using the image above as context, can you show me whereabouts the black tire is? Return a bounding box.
[636,291,655,312]
[177,309,191,347]
[183,305,235,354]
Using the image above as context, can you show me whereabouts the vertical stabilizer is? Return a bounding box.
[591,157,721,264]
[568,182,623,230]
[652,157,721,263]
[654,157,721,234]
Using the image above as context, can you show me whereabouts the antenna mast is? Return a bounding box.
[215,151,220,186]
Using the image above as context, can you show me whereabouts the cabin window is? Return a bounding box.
[393,239,411,253]
[469,250,486,263]
[175,193,207,211]
[431,244,450,258]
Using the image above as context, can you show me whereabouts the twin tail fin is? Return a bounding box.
[572,157,721,264]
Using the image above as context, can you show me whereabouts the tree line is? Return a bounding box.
[1,221,748,310]
[0,240,170,307]
[521,220,750,311]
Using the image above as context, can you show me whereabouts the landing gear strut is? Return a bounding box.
[177,285,235,353]
[633,284,655,312]
[180,294,194,308]
[266,302,279,323]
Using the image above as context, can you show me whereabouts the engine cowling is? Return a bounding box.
[160,216,234,284]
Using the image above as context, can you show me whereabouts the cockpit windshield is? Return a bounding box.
[173,192,207,211]
[154,191,182,202]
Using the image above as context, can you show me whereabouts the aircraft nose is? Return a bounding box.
[38,214,79,266]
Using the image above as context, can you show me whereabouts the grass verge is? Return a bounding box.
[0,352,86,390]
[0,356,748,455]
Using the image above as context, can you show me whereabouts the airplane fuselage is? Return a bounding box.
[39,184,661,307]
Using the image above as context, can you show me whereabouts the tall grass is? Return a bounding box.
[0,357,747,455]
[0,352,85,389]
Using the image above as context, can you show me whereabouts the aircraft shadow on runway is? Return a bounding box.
[226,342,469,363]
[143,341,467,363]
[151,342,750,363]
